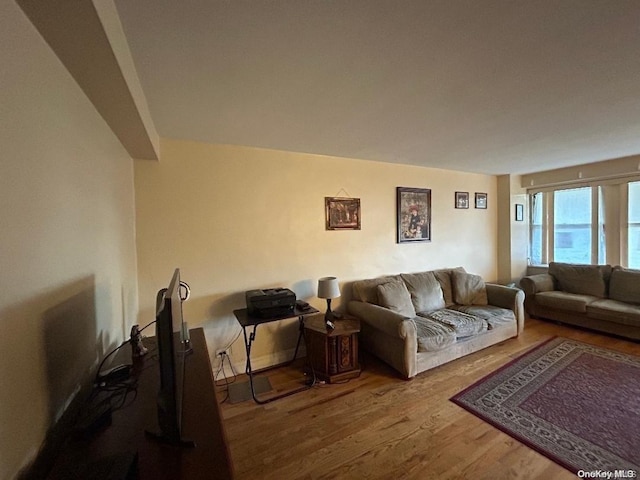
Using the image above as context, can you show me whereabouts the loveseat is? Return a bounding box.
[520,262,640,341]
[347,268,524,379]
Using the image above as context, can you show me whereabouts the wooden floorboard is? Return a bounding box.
[215,318,640,479]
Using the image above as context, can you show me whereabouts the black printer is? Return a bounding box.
[245,288,297,318]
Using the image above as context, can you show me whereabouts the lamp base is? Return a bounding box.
[324,311,335,330]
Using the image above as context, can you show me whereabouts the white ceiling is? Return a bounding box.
[114,0,640,175]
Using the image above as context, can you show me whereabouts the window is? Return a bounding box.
[530,192,543,265]
[528,180,637,267]
[597,190,606,265]
[553,187,592,264]
[630,182,640,269]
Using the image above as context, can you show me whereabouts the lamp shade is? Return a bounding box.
[317,277,340,299]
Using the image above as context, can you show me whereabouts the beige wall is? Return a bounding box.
[0,3,138,478]
[135,139,498,370]
[497,174,529,284]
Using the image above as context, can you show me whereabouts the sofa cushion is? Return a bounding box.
[609,267,640,305]
[451,271,488,306]
[519,274,555,296]
[451,305,515,330]
[548,262,610,298]
[419,308,488,338]
[413,317,457,352]
[400,271,446,313]
[535,291,599,313]
[586,299,640,327]
[376,281,417,318]
[433,267,466,307]
[352,275,403,304]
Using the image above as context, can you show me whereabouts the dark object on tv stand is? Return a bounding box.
[46,328,234,479]
[145,268,194,447]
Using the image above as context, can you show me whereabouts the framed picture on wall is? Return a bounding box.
[475,192,488,209]
[325,197,361,230]
[397,187,431,243]
[455,191,469,209]
[515,203,524,222]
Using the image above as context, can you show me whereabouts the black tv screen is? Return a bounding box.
[148,268,193,446]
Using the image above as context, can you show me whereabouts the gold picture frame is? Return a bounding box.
[325,197,361,230]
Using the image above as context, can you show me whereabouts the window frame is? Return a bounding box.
[528,178,639,267]
[628,181,640,269]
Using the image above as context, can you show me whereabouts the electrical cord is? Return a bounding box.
[138,319,157,334]
[210,327,243,404]
[219,327,242,358]
[74,373,139,438]
[108,381,138,411]
[74,318,159,438]
[227,352,238,378]
[94,319,157,383]
[93,341,129,384]
[228,328,242,350]
[214,352,237,404]
[213,354,228,384]
[301,328,317,388]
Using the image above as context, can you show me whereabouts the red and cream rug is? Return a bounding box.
[451,337,640,474]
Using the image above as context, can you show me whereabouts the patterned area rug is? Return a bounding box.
[451,337,640,474]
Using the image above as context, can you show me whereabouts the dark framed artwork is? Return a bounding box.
[515,203,524,222]
[455,191,469,209]
[475,192,488,209]
[397,187,431,243]
[325,197,361,230]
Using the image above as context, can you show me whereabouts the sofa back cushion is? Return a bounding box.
[548,262,610,298]
[352,275,403,303]
[433,267,466,306]
[452,271,488,306]
[609,266,640,305]
[377,281,417,318]
[400,271,446,313]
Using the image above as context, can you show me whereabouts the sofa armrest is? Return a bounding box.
[348,300,418,378]
[486,283,525,334]
[347,301,416,339]
[519,274,555,297]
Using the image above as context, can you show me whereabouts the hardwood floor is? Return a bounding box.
[215,318,640,479]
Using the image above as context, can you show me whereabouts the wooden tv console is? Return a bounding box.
[48,327,233,479]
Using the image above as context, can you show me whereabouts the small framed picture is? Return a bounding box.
[515,203,524,222]
[397,187,431,243]
[325,197,361,230]
[475,192,488,209]
[455,192,469,209]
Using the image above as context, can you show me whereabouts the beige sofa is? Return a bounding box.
[347,268,524,379]
[520,262,640,340]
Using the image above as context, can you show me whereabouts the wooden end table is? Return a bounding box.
[304,314,361,383]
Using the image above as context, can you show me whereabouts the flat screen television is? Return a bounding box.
[147,268,194,447]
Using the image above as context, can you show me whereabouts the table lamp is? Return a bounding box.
[317,277,340,327]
